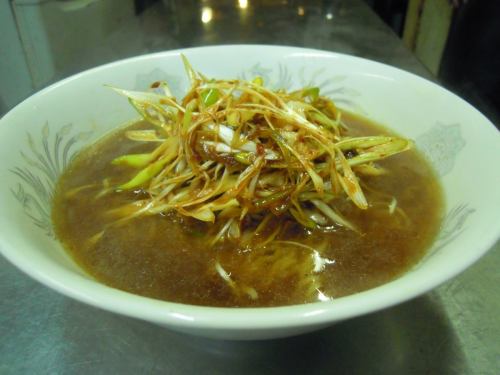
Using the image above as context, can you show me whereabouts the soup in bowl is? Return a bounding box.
[0,45,498,340]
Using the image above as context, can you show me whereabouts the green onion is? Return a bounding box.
[252,76,264,86]
[302,87,319,101]
[117,157,170,190]
[234,152,253,165]
[254,189,291,208]
[201,88,219,106]
[111,153,155,168]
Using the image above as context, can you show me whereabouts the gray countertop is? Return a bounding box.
[1,1,498,374]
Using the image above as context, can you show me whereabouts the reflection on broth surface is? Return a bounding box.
[52,112,443,307]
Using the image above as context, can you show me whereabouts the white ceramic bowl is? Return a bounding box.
[1,45,499,340]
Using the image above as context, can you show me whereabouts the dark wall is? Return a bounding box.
[439,1,500,127]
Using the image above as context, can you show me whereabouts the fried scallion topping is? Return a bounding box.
[105,55,412,243]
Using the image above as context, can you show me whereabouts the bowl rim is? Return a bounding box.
[1,44,499,331]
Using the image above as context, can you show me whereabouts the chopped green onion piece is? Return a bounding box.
[226,111,239,127]
[234,152,253,165]
[254,189,291,208]
[112,153,155,168]
[303,87,319,101]
[117,157,170,190]
[183,102,196,132]
[201,88,219,106]
[252,76,264,86]
[309,111,339,130]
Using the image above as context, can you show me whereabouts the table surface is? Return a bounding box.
[1,1,499,374]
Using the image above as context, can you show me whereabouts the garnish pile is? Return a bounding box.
[108,56,412,245]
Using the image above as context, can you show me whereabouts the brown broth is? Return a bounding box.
[52,113,443,307]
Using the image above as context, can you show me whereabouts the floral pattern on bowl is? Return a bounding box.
[10,123,92,237]
[416,122,466,177]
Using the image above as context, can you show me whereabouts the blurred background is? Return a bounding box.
[1,0,499,127]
